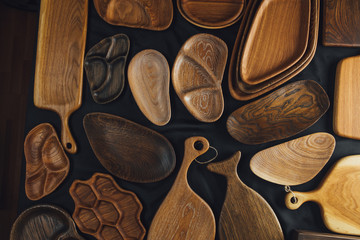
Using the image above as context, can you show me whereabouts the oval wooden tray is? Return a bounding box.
[84,34,130,104]
[83,112,176,182]
[69,173,145,240]
[10,204,84,240]
[177,0,246,29]
[128,49,171,126]
[250,132,335,186]
[227,80,330,145]
[172,33,227,122]
[93,0,173,30]
[24,123,69,201]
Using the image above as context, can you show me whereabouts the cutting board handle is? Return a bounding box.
[285,190,317,210]
[60,114,77,154]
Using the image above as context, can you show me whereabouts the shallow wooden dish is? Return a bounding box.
[128,49,171,126]
[24,123,69,201]
[84,34,130,104]
[83,112,176,182]
[172,33,227,122]
[250,132,335,186]
[10,204,84,240]
[93,0,173,30]
[69,173,145,240]
[227,80,330,145]
[177,0,246,29]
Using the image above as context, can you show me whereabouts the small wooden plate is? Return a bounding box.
[128,49,171,126]
[24,123,69,201]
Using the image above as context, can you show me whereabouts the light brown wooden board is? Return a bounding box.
[34,0,88,154]
[285,155,360,236]
[147,136,215,240]
[333,55,360,140]
[293,230,360,240]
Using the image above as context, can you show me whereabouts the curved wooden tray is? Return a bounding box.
[93,0,173,30]
[177,0,246,29]
[10,204,84,240]
[83,112,176,182]
[24,123,69,201]
[69,173,145,240]
[128,49,171,126]
[227,80,330,145]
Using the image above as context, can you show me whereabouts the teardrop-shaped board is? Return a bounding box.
[83,112,176,183]
[84,34,130,104]
[285,155,360,236]
[207,151,284,240]
[177,0,246,29]
[24,123,69,201]
[128,49,171,126]
[227,80,330,145]
[93,0,173,30]
[250,132,336,186]
[147,136,216,240]
[172,33,227,122]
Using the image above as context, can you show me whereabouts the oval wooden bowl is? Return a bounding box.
[128,49,171,126]
[83,112,176,183]
[24,123,69,201]
[227,80,330,145]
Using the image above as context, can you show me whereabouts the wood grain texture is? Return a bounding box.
[34,0,88,154]
[207,152,284,240]
[333,55,360,140]
[293,230,360,240]
[93,0,173,30]
[83,112,176,183]
[128,49,171,126]
[148,136,216,240]
[69,173,145,240]
[227,80,330,144]
[323,0,360,47]
[24,123,69,201]
[172,33,227,122]
[285,155,360,236]
[84,34,129,104]
[177,0,246,29]
[250,132,335,186]
[10,204,84,240]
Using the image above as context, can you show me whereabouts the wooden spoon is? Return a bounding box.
[285,155,360,236]
[147,136,216,240]
[207,152,284,240]
[250,132,335,186]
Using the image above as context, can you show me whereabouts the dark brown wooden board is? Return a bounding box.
[293,230,360,240]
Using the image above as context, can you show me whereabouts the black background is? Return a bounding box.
[15,0,360,239]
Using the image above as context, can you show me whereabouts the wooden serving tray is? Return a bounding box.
[293,230,360,240]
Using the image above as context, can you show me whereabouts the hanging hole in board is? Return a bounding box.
[66,143,72,149]
[285,185,298,204]
[194,141,204,151]
[195,146,218,164]
[291,196,298,204]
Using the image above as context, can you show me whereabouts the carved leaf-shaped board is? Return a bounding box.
[70,173,145,239]
[227,80,330,144]
[93,0,173,30]
[84,34,130,104]
[83,112,176,182]
[250,132,335,186]
[24,123,69,201]
[173,33,227,122]
[128,49,171,126]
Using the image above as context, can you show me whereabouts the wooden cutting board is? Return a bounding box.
[147,136,215,240]
[285,155,360,235]
[34,0,88,154]
[293,230,360,240]
[207,151,284,240]
[333,55,360,140]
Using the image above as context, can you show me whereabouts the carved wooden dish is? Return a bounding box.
[10,204,84,240]
[177,0,246,29]
[227,80,330,144]
[250,132,336,186]
[128,49,171,126]
[285,155,360,236]
[172,33,227,122]
[93,0,173,30]
[84,34,130,104]
[69,173,145,240]
[83,112,176,182]
[24,123,69,201]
